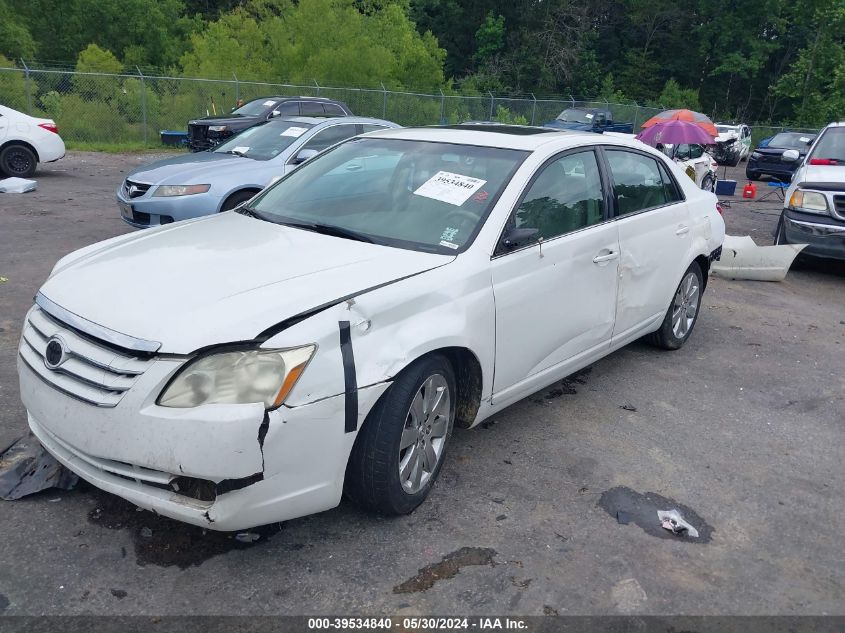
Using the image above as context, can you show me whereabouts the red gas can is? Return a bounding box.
[742,182,757,199]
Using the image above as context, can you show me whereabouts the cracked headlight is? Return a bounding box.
[154,184,211,197]
[158,345,315,409]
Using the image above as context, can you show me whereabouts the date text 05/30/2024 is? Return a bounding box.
[307,617,529,630]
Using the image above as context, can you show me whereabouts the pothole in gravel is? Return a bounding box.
[87,489,282,568]
[393,547,498,593]
[598,486,714,543]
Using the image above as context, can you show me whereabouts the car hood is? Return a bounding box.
[188,115,255,126]
[797,164,845,184]
[39,213,453,354]
[126,152,260,185]
[716,133,739,143]
[755,146,806,157]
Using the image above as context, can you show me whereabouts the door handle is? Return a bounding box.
[592,251,619,264]
[675,225,690,236]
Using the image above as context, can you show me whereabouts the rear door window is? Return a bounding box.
[300,101,326,116]
[605,150,675,216]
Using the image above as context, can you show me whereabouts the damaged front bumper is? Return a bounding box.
[18,350,389,531]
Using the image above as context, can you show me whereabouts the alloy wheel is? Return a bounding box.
[398,374,451,494]
[671,272,700,339]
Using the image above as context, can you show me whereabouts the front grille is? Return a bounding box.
[758,154,782,164]
[188,123,206,140]
[834,196,845,216]
[122,179,152,198]
[19,306,153,407]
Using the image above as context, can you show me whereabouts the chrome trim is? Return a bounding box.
[35,292,161,353]
[784,217,845,233]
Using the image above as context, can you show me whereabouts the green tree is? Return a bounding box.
[650,78,701,111]
[181,0,446,89]
[0,0,36,58]
[474,11,505,63]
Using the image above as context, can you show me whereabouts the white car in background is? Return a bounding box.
[715,123,752,166]
[0,104,65,178]
[18,125,724,530]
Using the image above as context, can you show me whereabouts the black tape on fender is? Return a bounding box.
[338,321,358,433]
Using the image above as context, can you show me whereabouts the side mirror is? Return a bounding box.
[782,149,800,162]
[269,110,281,119]
[500,227,539,250]
[292,149,318,165]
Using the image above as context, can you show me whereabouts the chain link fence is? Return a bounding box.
[0,64,816,148]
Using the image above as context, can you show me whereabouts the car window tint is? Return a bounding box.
[300,101,326,116]
[277,102,299,115]
[299,124,360,154]
[513,150,604,241]
[361,124,387,134]
[325,104,347,116]
[606,150,671,215]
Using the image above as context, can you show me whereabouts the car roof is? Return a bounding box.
[270,116,397,126]
[363,124,637,151]
[246,96,344,103]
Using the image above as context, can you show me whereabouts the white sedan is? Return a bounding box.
[0,104,65,177]
[18,125,724,530]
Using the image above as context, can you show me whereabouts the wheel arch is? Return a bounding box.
[217,187,262,212]
[0,139,40,162]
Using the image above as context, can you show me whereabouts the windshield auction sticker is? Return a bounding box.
[281,126,309,138]
[413,171,487,206]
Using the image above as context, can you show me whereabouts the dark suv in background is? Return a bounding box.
[187,96,353,151]
[746,131,816,182]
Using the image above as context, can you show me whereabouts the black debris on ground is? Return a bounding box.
[598,486,714,543]
[0,434,78,500]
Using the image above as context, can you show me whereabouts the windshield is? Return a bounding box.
[213,121,314,160]
[768,133,814,150]
[809,128,845,163]
[231,98,278,117]
[556,108,593,124]
[716,125,737,134]
[248,138,528,254]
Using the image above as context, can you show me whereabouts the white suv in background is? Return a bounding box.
[0,104,65,178]
[777,121,845,260]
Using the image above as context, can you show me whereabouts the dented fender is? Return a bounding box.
[261,256,496,423]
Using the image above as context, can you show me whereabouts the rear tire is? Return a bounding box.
[345,354,456,515]
[701,173,715,192]
[647,261,704,350]
[220,189,258,212]
[0,144,37,178]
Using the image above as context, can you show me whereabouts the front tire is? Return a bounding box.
[0,144,38,178]
[220,189,258,212]
[773,215,788,245]
[345,354,456,515]
[745,169,760,181]
[648,262,704,350]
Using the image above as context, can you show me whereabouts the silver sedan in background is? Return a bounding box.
[116,116,399,228]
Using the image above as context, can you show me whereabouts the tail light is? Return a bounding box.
[716,201,724,216]
[38,122,59,134]
[809,158,837,165]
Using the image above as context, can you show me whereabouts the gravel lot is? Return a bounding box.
[0,151,843,617]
